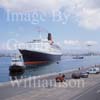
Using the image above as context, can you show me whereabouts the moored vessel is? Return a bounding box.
[72,56,84,59]
[19,33,62,65]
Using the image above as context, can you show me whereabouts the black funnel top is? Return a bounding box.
[48,33,52,41]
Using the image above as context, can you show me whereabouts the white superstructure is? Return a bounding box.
[18,39,62,55]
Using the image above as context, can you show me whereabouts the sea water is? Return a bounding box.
[0,56,100,83]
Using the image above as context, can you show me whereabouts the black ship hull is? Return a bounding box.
[19,49,62,65]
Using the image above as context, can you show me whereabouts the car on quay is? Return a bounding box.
[72,72,88,79]
[86,67,100,74]
[80,72,89,78]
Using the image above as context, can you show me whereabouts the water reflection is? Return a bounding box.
[9,70,25,80]
[25,61,58,68]
[9,62,56,80]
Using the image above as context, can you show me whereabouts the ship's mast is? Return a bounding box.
[35,26,48,40]
[37,27,42,40]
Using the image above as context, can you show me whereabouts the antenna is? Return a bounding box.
[34,26,42,39]
[34,26,48,40]
[37,27,42,40]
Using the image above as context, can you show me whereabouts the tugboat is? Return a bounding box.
[19,33,62,65]
[9,55,25,73]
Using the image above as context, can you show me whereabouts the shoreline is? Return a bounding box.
[0,64,99,87]
[0,68,77,87]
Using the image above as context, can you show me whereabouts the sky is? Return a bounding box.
[0,0,100,51]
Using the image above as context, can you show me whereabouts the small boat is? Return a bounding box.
[9,55,25,73]
[73,56,84,59]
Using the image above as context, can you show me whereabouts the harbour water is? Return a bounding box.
[0,56,100,83]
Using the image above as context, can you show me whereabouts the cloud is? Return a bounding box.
[77,9,100,29]
[64,40,98,46]
[0,0,100,29]
[64,40,81,46]
[84,41,98,46]
[61,0,100,30]
[0,0,60,11]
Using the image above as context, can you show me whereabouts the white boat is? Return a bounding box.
[73,56,84,59]
[9,55,25,72]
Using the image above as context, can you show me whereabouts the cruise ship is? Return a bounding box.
[19,33,62,65]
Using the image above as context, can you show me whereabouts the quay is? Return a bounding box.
[0,65,100,100]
